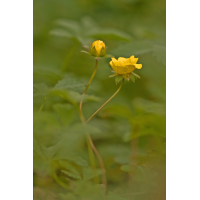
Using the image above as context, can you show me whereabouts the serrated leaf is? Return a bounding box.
[49,29,73,38]
[152,45,166,65]
[34,134,88,167]
[59,160,81,176]
[87,28,132,41]
[49,89,101,105]
[53,103,76,127]
[33,138,47,159]
[55,19,80,34]
[33,66,62,83]
[33,111,59,126]
[53,77,86,91]
[115,75,123,84]
[80,16,99,32]
[83,167,102,181]
[49,89,78,105]
[62,170,81,180]
[67,155,88,167]
[33,83,49,97]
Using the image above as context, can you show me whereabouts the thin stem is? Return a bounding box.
[79,60,107,190]
[80,59,98,118]
[86,79,124,123]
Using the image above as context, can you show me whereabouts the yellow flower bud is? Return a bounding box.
[109,56,142,74]
[89,40,106,57]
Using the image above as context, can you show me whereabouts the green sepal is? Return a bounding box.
[89,43,92,52]
[109,73,118,78]
[122,73,130,81]
[81,50,91,55]
[99,46,107,57]
[82,45,89,50]
[115,75,123,84]
[130,74,135,83]
[89,45,97,56]
[132,72,140,79]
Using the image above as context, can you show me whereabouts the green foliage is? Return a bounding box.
[152,44,166,65]
[34,0,166,199]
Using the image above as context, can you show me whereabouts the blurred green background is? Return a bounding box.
[33,0,166,199]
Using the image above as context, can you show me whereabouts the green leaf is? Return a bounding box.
[53,103,76,127]
[115,75,123,84]
[33,138,47,159]
[152,45,166,65]
[33,66,62,84]
[49,89,100,105]
[33,111,59,126]
[49,77,101,104]
[53,77,86,91]
[33,83,49,97]
[61,170,81,180]
[49,89,78,105]
[80,16,99,32]
[49,29,73,38]
[82,167,102,181]
[55,19,80,34]
[59,160,81,175]
[87,28,132,41]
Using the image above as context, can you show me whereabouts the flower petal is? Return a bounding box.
[134,64,142,69]
[118,57,128,66]
[111,57,119,66]
[130,57,138,64]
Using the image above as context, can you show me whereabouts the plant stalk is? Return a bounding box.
[86,78,124,123]
[79,60,107,189]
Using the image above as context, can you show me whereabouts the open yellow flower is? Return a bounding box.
[109,56,142,74]
[109,56,142,84]
[89,40,106,57]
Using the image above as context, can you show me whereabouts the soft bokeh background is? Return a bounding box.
[33,0,166,199]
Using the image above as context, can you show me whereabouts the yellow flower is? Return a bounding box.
[109,56,142,74]
[89,40,106,57]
